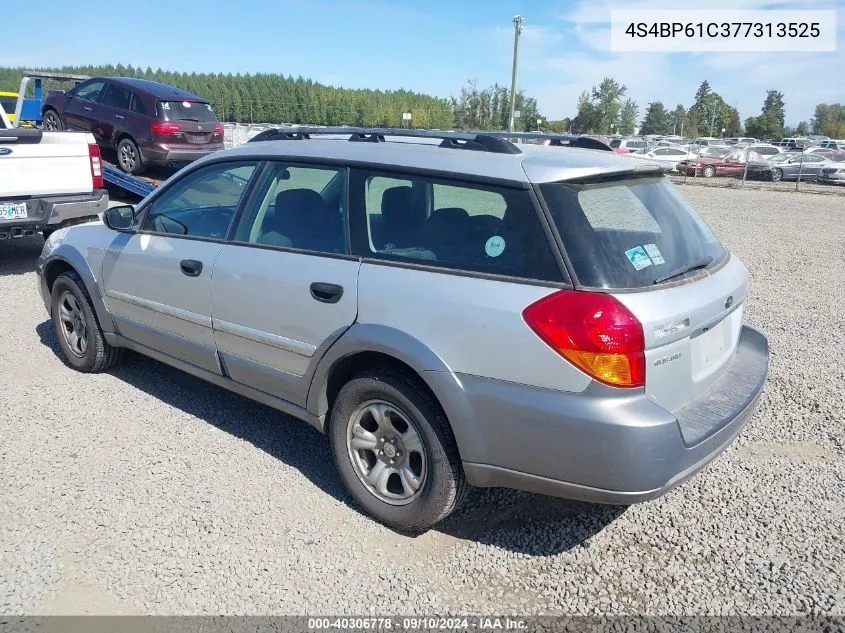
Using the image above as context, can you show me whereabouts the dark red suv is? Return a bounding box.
[41,77,225,174]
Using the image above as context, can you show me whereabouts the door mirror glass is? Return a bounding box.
[104,205,135,231]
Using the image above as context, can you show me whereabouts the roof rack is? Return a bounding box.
[247,126,522,155]
[485,131,613,152]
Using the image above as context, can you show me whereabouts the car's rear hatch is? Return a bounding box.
[154,100,223,147]
[538,173,746,414]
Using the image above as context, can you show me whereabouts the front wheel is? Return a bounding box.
[328,369,468,531]
[771,168,783,182]
[703,165,716,178]
[51,271,124,372]
[117,137,145,175]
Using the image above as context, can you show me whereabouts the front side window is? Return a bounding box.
[540,175,726,289]
[350,170,562,281]
[233,162,347,254]
[141,161,258,239]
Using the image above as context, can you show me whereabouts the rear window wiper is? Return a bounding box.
[653,255,713,284]
[177,117,200,122]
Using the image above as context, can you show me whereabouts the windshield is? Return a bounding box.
[156,100,218,122]
[702,148,729,158]
[768,154,792,163]
[540,175,727,289]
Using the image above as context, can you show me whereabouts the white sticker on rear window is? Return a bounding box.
[485,235,506,257]
[625,246,652,271]
[643,243,666,265]
[182,101,192,108]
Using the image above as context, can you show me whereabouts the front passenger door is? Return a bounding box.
[102,161,259,374]
[63,80,105,132]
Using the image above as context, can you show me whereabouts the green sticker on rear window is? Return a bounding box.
[625,246,652,271]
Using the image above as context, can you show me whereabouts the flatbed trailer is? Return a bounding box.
[102,162,162,198]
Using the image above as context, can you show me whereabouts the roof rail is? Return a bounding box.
[485,131,613,152]
[247,126,522,154]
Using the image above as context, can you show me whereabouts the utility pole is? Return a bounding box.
[508,15,525,134]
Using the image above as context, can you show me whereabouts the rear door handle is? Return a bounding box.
[180,259,203,277]
[115,114,125,120]
[310,282,343,304]
[83,106,93,111]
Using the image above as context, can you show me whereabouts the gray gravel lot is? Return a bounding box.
[0,187,843,616]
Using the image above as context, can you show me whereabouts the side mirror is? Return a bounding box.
[104,205,135,231]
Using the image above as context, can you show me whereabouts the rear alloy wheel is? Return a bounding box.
[117,137,145,175]
[329,369,468,531]
[42,109,63,131]
[703,164,716,178]
[771,168,783,182]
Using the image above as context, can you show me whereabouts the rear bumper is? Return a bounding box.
[142,145,223,164]
[456,323,769,504]
[0,190,107,237]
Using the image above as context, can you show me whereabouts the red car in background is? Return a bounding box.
[677,149,753,177]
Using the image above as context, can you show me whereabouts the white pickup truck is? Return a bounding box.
[0,127,108,241]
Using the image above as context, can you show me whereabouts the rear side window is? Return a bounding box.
[99,84,132,111]
[350,170,562,282]
[540,176,726,289]
[130,93,149,115]
[157,100,218,122]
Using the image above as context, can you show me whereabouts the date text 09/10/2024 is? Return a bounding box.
[306,617,528,631]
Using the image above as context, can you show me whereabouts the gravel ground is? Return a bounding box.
[0,187,843,616]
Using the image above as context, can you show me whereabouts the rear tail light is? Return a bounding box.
[150,121,181,136]
[88,143,103,189]
[522,290,645,388]
[214,123,224,136]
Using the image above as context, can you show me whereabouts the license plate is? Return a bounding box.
[1,201,27,220]
[186,134,209,144]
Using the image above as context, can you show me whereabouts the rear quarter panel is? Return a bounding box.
[356,263,592,392]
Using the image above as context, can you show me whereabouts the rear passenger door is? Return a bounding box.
[96,82,133,148]
[210,161,359,407]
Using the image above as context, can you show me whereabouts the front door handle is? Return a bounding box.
[115,114,125,120]
[310,282,343,304]
[83,106,93,111]
[180,259,203,277]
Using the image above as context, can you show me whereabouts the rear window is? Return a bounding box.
[540,176,726,289]
[156,100,218,123]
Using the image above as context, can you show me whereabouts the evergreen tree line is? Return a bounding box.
[0,65,543,132]
[596,78,845,140]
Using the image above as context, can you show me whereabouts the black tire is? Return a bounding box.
[42,108,63,131]
[771,168,783,182]
[328,368,469,531]
[42,228,54,241]
[51,270,124,373]
[117,137,145,175]
[703,164,716,178]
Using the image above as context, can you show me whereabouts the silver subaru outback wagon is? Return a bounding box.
[36,128,769,531]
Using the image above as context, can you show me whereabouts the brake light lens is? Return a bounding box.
[151,121,181,136]
[522,290,645,388]
[88,143,103,189]
[214,123,224,136]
